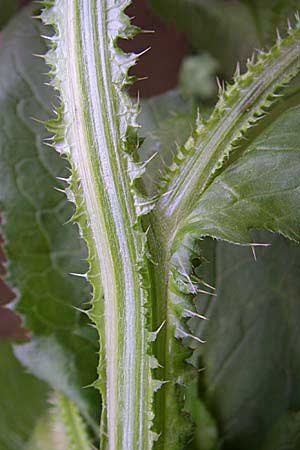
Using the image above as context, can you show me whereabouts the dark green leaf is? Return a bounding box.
[14,333,99,431]
[0,0,21,30]
[139,90,195,195]
[0,5,99,430]
[185,379,219,450]
[197,233,300,450]
[0,341,49,450]
[176,106,300,449]
[241,0,300,45]
[261,412,300,450]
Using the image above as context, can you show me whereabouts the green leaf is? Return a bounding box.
[185,379,219,450]
[25,412,68,450]
[162,92,300,449]
[261,412,300,450]
[197,233,300,450]
[0,342,92,450]
[0,5,99,431]
[56,395,93,450]
[0,0,21,30]
[139,90,195,195]
[25,395,92,450]
[181,105,300,244]
[159,24,300,233]
[0,341,49,450]
[241,0,300,45]
[14,333,99,433]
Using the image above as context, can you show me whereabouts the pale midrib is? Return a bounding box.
[86,3,138,448]
[60,396,91,450]
[65,9,116,448]
[62,1,149,449]
[160,40,300,227]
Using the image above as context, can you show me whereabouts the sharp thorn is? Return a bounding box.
[54,187,65,194]
[32,53,46,59]
[154,320,166,335]
[69,272,88,279]
[197,288,217,297]
[30,116,44,124]
[251,245,257,262]
[200,280,216,291]
[183,309,208,321]
[178,328,206,344]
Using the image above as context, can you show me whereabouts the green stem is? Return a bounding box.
[147,224,169,447]
[148,216,192,450]
[43,1,154,449]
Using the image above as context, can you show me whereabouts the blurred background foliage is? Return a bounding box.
[1,1,300,449]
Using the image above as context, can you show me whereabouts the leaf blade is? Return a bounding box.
[159,23,300,231]
[182,105,300,244]
[198,234,300,449]
[0,342,49,450]
[0,4,99,431]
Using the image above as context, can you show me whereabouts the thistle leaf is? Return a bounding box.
[0,342,49,450]
[139,90,195,195]
[197,234,300,450]
[57,395,92,450]
[159,104,300,445]
[261,412,300,450]
[159,21,300,228]
[180,105,300,244]
[0,5,99,433]
[0,0,21,30]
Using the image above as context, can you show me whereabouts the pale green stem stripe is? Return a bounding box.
[49,1,153,449]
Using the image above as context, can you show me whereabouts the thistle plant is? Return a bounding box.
[1,1,300,450]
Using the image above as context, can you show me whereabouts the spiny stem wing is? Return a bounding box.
[42,1,158,449]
